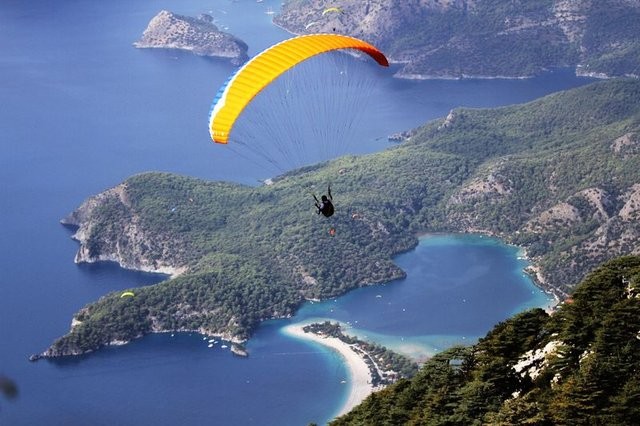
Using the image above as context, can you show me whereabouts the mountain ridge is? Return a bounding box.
[275,0,640,79]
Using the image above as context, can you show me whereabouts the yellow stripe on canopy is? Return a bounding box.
[209,34,389,144]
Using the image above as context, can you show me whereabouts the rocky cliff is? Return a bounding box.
[275,0,640,79]
[134,10,248,65]
[61,182,187,277]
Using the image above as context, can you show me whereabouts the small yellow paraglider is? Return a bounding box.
[120,291,135,298]
[322,7,342,16]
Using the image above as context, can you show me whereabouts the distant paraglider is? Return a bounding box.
[120,291,135,298]
[305,21,319,30]
[322,7,342,15]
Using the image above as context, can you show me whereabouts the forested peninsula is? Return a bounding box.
[275,0,640,79]
[39,78,640,358]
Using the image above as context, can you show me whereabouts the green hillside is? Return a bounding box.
[331,256,640,425]
[43,78,640,357]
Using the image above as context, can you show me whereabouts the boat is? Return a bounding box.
[221,344,228,349]
[208,343,214,348]
[265,7,275,15]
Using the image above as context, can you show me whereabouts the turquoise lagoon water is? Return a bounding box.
[289,234,553,362]
[1,0,589,424]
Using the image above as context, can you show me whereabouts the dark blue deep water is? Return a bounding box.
[1,0,591,424]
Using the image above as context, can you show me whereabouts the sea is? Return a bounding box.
[0,0,594,424]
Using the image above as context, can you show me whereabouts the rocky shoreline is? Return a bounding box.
[31,327,247,361]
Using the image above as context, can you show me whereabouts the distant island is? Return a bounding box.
[275,0,640,79]
[32,78,640,361]
[134,10,248,65]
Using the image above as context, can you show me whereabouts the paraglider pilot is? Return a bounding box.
[313,186,334,217]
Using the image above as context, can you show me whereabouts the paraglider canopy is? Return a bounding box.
[208,33,389,144]
[120,291,135,298]
[322,7,342,15]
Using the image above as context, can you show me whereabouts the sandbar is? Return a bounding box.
[281,323,375,419]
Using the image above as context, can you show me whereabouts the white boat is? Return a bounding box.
[265,7,275,15]
[221,345,228,349]
[208,343,214,348]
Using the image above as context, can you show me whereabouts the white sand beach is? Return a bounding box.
[282,324,376,419]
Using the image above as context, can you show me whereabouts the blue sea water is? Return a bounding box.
[0,0,592,424]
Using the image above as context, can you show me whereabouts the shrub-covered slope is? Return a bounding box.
[43,79,640,357]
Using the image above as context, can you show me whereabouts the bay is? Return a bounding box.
[291,235,553,363]
[1,0,587,424]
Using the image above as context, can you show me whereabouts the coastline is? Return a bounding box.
[281,323,376,419]
[47,228,561,359]
[418,231,563,305]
